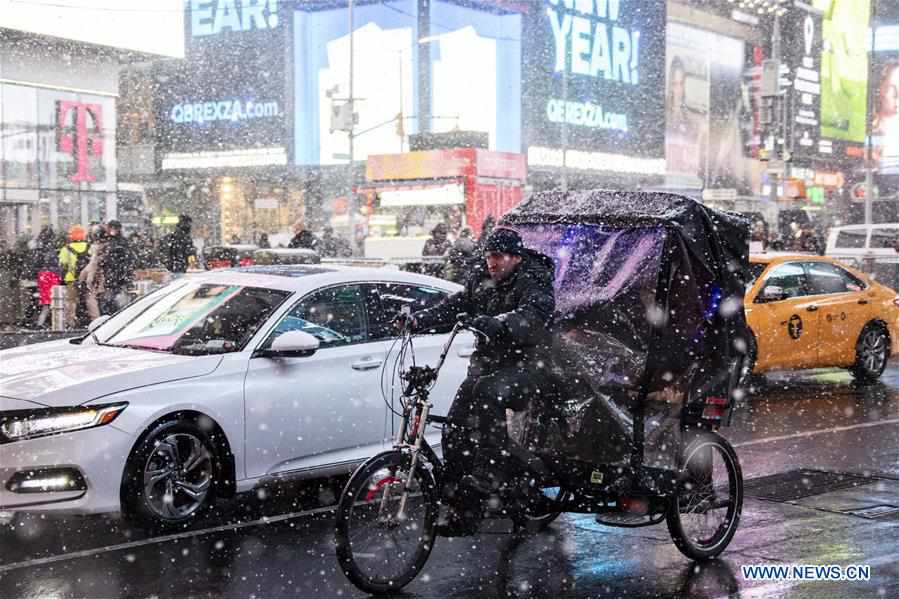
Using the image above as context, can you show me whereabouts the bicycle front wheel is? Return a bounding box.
[335,450,439,594]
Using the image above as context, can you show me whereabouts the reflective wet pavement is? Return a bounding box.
[3,367,899,598]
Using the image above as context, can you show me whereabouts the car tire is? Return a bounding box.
[850,324,890,383]
[739,332,764,389]
[121,418,218,531]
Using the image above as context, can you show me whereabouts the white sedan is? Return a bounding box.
[0,266,471,529]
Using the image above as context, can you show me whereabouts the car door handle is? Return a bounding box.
[858,299,869,305]
[457,346,475,358]
[351,358,383,371]
[806,305,819,312]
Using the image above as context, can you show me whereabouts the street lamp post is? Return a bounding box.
[865,0,877,225]
[347,0,356,247]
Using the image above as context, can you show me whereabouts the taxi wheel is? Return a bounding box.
[739,333,764,389]
[850,325,889,383]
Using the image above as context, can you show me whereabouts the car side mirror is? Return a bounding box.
[87,315,111,333]
[254,330,320,358]
[759,285,787,303]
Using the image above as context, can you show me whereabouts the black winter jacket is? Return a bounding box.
[413,250,556,371]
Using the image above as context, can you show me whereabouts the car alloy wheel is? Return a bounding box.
[859,329,888,377]
[143,433,213,521]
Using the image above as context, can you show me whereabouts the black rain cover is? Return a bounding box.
[501,190,751,470]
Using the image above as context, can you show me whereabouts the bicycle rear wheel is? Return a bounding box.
[335,450,439,594]
[666,432,743,561]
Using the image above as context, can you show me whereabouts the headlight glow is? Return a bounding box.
[0,403,127,443]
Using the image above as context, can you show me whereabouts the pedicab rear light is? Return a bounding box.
[701,397,729,421]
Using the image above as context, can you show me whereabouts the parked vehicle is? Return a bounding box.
[0,266,469,529]
[744,254,899,381]
[825,223,899,291]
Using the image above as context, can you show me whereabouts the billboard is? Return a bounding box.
[522,0,667,173]
[293,1,521,166]
[294,1,419,166]
[873,26,899,174]
[813,0,871,145]
[665,23,757,194]
[155,0,289,168]
[783,6,824,159]
[429,1,521,153]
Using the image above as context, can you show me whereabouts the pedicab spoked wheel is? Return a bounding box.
[335,450,439,594]
[666,432,743,561]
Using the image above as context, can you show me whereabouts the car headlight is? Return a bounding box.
[0,403,127,443]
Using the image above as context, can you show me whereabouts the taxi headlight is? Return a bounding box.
[0,403,127,443]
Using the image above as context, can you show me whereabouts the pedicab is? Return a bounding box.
[334,190,752,594]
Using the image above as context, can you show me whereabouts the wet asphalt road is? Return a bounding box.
[3,367,899,599]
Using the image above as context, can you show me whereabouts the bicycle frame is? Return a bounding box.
[380,322,466,522]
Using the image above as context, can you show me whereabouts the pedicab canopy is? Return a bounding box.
[500,190,751,475]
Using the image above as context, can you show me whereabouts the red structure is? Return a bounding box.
[361,148,527,236]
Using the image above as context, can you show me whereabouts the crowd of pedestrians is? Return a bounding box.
[1,215,197,330]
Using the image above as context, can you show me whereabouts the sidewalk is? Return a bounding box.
[0,328,84,350]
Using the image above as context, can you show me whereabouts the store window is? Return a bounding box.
[1,84,40,190]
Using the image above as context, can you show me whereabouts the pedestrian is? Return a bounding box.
[160,215,195,274]
[320,226,352,258]
[58,225,91,329]
[33,226,62,328]
[130,230,158,270]
[477,216,497,250]
[79,224,107,321]
[422,223,452,278]
[288,219,321,251]
[257,233,271,249]
[444,227,477,284]
[100,220,136,313]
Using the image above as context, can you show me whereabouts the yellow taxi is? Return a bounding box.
[745,254,899,381]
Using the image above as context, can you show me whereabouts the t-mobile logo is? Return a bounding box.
[56,101,104,183]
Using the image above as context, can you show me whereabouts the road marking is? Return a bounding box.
[0,503,338,574]
[732,417,899,448]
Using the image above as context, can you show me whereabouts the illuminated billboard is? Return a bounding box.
[813,0,871,144]
[664,23,758,194]
[522,0,667,173]
[293,0,521,166]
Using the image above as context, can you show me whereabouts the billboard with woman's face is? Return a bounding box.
[873,57,899,174]
[665,23,759,194]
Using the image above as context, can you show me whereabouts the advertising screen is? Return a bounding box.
[522,0,667,172]
[294,1,418,166]
[293,1,521,166]
[154,0,289,168]
[873,26,899,174]
[665,24,757,194]
[783,7,824,159]
[813,0,871,144]
[429,1,521,153]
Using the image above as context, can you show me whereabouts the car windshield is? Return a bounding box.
[103,282,290,354]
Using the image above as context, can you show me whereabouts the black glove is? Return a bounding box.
[470,315,506,340]
[393,312,417,332]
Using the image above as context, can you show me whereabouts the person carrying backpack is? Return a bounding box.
[58,225,90,329]
[33,226,61,328]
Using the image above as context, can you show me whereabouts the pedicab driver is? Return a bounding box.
[395,228,556,536]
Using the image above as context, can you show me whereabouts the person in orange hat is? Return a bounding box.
[58,225,90,328]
